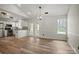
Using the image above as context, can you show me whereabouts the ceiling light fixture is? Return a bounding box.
[38,5,48,20]
[38,6,42,20]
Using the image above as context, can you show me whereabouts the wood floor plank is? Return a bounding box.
[0,36,75,54]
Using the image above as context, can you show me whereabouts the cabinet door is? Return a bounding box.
[0,23,4,37]
[0,23,3,28]
[0,29,3,37]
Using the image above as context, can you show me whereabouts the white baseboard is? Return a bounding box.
[39,36,67,40]
[68,41,77,54]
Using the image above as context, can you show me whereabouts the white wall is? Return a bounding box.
[39,15,67,40]
[27,15,67,40]
[68,5,79,53]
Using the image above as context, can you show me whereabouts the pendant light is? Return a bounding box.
[38,5,48,20]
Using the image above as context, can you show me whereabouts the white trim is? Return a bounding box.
[39,36,67,40]
[68,32,79,37]
[68,40,77,54]
[68,32,79,53]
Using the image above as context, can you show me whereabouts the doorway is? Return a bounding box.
[29,23,40,37]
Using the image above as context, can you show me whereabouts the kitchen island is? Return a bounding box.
[14,29,28,38]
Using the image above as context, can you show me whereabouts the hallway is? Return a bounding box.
[0,37,75,54]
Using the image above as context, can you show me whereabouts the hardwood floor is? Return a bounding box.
[0,36,75,54]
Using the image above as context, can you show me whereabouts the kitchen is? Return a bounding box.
[0,11,28,39]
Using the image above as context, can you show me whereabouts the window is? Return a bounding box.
[57,18,66,34]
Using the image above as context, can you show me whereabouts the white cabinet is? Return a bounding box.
[15,30,27,38]
[4,30,7,37]
[0,23,3,37]
[0,29,3,37]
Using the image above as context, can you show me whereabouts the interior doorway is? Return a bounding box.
[29,23,40,37]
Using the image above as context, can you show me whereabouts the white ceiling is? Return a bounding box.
[17,4,70,19]
[0,4,70,21]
